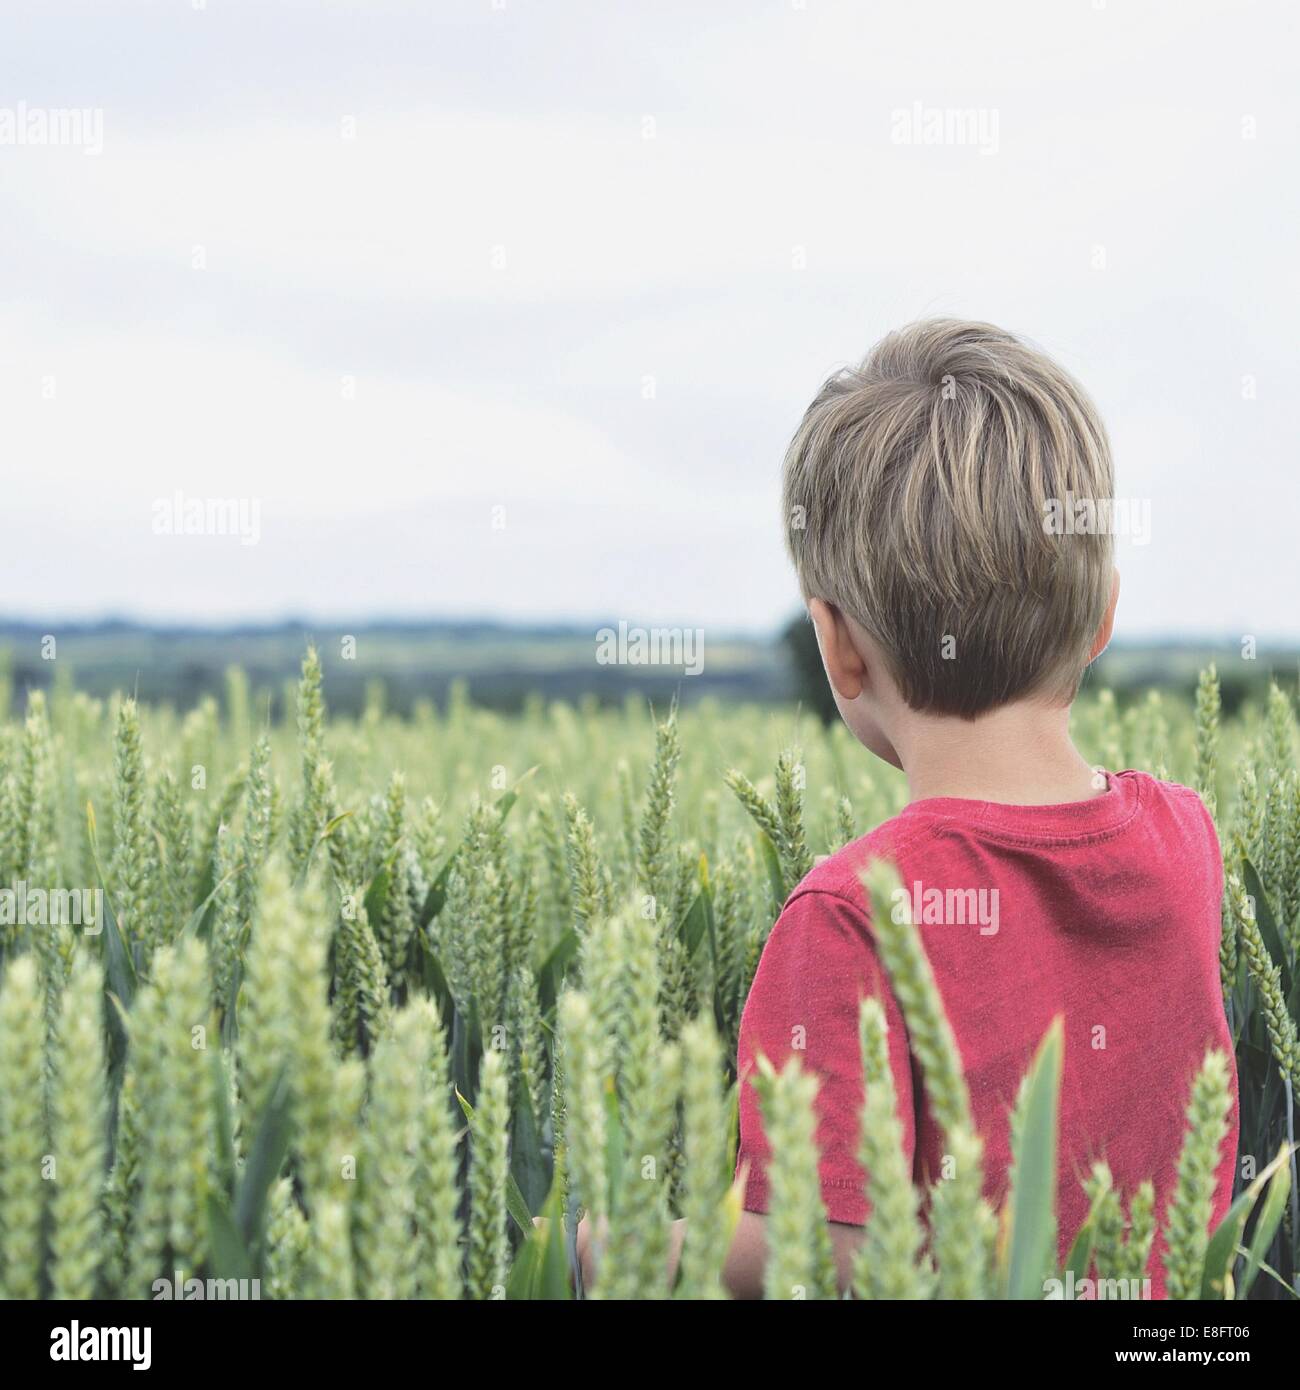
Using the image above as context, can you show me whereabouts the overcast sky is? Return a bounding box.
[1,0,1296,639]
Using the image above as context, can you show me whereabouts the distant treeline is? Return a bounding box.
[0,618,1293,720]
[0,619,791,717]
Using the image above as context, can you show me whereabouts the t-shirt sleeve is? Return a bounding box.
[734,888,916,1226]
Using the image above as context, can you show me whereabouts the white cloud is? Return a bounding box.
[0,0,1296,637]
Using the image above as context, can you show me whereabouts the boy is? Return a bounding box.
[727,319,1237,1298]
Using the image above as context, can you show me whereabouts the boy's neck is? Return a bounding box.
[891,698,1104,808]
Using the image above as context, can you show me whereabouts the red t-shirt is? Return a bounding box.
[735,770,1237,1299]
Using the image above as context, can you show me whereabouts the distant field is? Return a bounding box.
[0,620,1293,717]
[0,621,792,716]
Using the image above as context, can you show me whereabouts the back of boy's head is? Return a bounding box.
[783,319,1114,719]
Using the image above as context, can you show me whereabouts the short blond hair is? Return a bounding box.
[783,319,1114,717]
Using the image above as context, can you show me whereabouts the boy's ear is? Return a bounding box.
[808,599,867,700]
[1088,568,1121,662]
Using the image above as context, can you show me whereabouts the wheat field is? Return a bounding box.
[0,651,1294,1300]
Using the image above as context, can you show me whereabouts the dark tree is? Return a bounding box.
[781,612,838,723]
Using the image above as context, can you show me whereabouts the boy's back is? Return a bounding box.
[736,770,1237,1298]
[718,317,1241,1299]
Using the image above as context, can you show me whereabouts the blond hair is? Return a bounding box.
[783,319,1114,717]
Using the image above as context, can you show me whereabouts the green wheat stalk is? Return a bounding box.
[467,1046,510,1300]
[48,955,108,1299]
[676,1016,731,1299]
[852,996,933,1299]
[752,1054,826,1300]
[0,956,47,1298]
[414,998,463,1300]
[1162,1048,1233,1300]
[354,1002,424,1299]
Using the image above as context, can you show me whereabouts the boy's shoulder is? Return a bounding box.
[1149,773,1219,825]
[785,769,1219,910]
[784,809,928,914]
